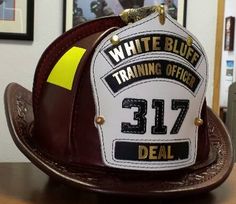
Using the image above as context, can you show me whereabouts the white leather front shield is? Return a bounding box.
[91,13,208,171]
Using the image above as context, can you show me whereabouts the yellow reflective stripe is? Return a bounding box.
[47,46,86,90]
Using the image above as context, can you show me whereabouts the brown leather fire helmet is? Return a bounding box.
[4,6,233,196]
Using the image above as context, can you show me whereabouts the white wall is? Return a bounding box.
[187,0,218,107]
[0,0,63,161]
[0,0,218,161]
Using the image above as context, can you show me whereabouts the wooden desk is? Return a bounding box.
[0,163,235,204]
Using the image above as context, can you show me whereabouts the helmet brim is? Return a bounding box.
[4,82,234,197]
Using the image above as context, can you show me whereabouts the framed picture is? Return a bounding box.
[224,16,235,51]
[0,0,34,40]
[63,0,187,32]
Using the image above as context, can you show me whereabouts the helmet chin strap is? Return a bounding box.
[120,5,166,25]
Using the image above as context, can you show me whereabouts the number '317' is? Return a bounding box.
[121,98,189,135]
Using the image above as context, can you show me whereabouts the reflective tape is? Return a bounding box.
[47,46,86,90]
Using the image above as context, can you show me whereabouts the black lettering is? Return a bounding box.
[121,98,147,134]
[151,99,167,134]
[170,100,190,134]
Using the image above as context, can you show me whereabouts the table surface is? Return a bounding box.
[0,163,235,204]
